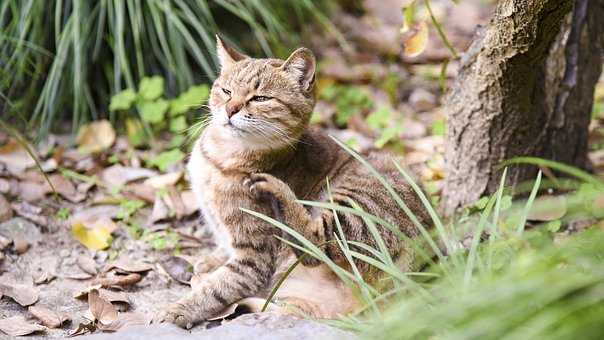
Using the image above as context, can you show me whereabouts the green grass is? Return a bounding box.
[242,140,604,339]
[1,0,339,138]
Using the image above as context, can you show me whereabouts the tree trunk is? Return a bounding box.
[441,0,604,215]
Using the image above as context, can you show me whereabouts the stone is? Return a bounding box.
[409,88,437,112]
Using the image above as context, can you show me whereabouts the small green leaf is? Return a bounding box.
[139,76,164,100]
[474,196,489,210]
[110,89,137,111]
[147,149,185,171]
[432,119,445,136]
[126,118,147,147]
[169,116,188,132]
[170,84,209,116]
[138,99,169,124]
[500,195,513,211]
[374,125,402,149]
[545,220,562,233]
[169,135,186,149]
[366,107,391,130]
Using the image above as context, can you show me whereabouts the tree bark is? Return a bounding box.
[441,0,604,215]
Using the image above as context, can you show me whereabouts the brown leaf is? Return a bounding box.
[18,180,52,202]
[402,21,429,58]
[158,256,193,285]
[11,201,49,226]
[165,186,186,220]
[68,321,96,337]
[101,165,158,188]
[0,283,39,306]
[96,312,149,332]
[49,174,85,203]
[88,289,118,326]
[0,139,36,174]
[74,286,130,306]
[76,120,116,154]
[103,257,153,274]
[77,255,98,275]
[0,315,46,336]
[93,273,142,288]
[123,183,156,203]
[0,193,12,223]
[527,196,567,221]
[12,233,29,254]
[143,171,183,189]
[34,271,56,285]
[28,305,70,328]
[64,271,94,280]
[148,195,170,224]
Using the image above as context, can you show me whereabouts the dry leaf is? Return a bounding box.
[93,273,142,288]
[0,139,36,174]
[71,221,113,251]
[88,289,118,326]
[76,120,116,153]
[96,312,149,332]
[64,272,94,280]
[124,183,156,203]
[149,195,169,224]
[527,196,567,221]
[49,174,85,203]
[0,283,39,306]
[77,255,98,275]
[104,257,153,273]
[73,284,103,299]
[0,193,12,223]
[28,305,70,328]
[34,271,56,285]
[18,180,52,202]
[159,256,193,284]
[0,316,46,336]
[67,322,95,337]
[165,186,186,220]
[143,171,183,189]
[74,286,130,306]
[101,165,158,188]
[402,21,429,58]
[11,201,49,226]
[12,233,29,254]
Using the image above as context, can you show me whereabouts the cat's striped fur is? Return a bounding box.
[162,36,431,328]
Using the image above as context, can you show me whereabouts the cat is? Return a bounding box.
[161,35,431,328]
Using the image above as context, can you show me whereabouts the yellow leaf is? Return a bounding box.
[76,120,116,154]
[402,21,429,58]
[71,222,112,250]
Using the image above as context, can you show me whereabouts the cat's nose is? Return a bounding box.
[226,102,243,119]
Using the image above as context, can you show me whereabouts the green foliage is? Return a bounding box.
[1,0,336,137]
[365,107,405,149]
[147,149,185,171]
[321,84,373,126]
[243,144,604,339]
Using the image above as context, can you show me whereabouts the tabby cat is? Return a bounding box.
[162,36,431,328]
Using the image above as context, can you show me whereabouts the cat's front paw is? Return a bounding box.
[160,302,197,329]
[243,173,292,202]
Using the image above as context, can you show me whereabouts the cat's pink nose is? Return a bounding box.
[226,102,243,119]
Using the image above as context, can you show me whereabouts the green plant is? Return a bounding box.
[110,75,209,146]
[243,139,604,339]
[1,0,339,138]
[320,84,373,127]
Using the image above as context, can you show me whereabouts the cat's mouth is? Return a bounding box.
[224,121,245,133]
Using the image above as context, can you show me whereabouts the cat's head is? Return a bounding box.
[208,35,315,149]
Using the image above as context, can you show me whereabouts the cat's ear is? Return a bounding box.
[216,34,247,69]
[281,47,316,92]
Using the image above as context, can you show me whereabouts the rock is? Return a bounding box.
[0,217,41,246]
[409,88,437,112]
[79,313,356,340]
[0,193,12,222]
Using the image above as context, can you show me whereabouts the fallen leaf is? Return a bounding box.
[76,120,116,154]
[67,322,95,337]
[528,196,567,221]
[143,171,183,189]
[402,20,429,58]
[73,284,103,299]
[11,201,49,226]
[181,190,198,216]
[159,256,193,285]
[64,272,94,280]
[0,283,39,306]
[18,180,52,202]
[0,233,11,250]
[148,195,169,224]
[70,205,121,225]
[88,289,118,326]
[77,255,98,275]
[72,221,113,251]
[28,306,70,328]
[104,257,153,273]
[93,273,142,288]
[12,233,29,254]
[97,312,150,332]
[124,183,156,203]
[101,165,158,188]
[0,193,12,223]
[165,186,186,220]
[0,316,46,336]
[0,139,36,174]
[49,174,85,202]
[34,271,56,285]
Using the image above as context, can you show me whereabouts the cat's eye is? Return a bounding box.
[251,95,271,102]
[221,88,231,96]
